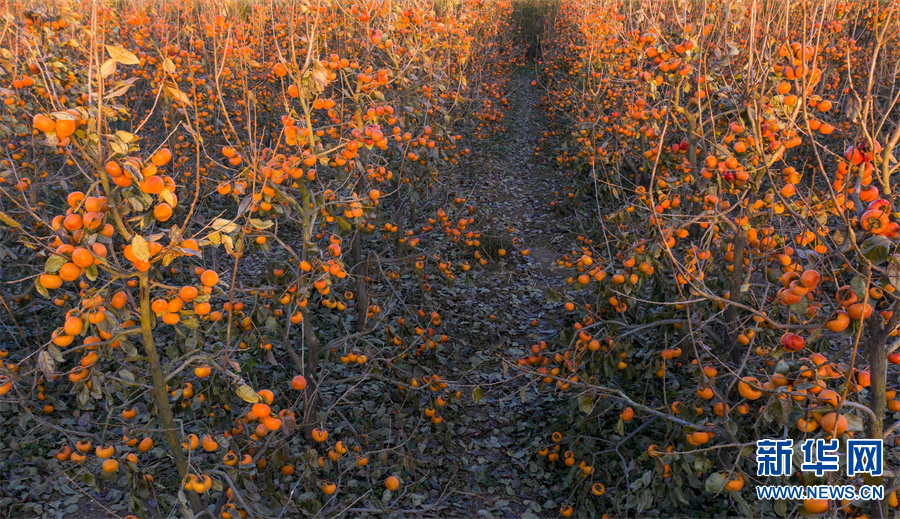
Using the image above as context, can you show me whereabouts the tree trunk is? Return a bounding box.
[723,229,747,361]
[301,310,320,434]
[868,330,887,518]
[352,232,368,332]
[139,272,202,518]
[299,231,320,433]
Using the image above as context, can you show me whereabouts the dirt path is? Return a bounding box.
[434,68,576,518]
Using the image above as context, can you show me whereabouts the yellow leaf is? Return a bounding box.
[106,45,140,65]
[163,80,190,105]
[236,384,259,403]
[162,57,176,74]
[100,59,117,78]
[0,210,21,228]
[131,235,151,262]
[114,130,138,143]
[159,189,175,206]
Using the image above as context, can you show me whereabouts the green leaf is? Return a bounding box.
[182,317,199,329]
[337,217,352,232]
[48,344,64,362]
[472,386,482,403]
[850,275,868,300]
[845,413,864,432]
[45,254,67,273]
[704,472,726,493]
[119,369,135,383]
[774,497,788,516]
[578,395,593,414]
[861,235,891,264]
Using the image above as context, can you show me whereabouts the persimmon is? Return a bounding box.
[96,445,114,459]
[738,377,762,400]
[257,389,274,404]
[799,270,820,288]
[385,476,400,491]
[826,311,850,332]
[33,114,56,133]
[820,413,848,436]
[724,473,744,491]
[151,149,172,167]
[200,269,219,287]
[62,214,83,231]
[71,247,93,268]
[803,499,829,514]
[151,299,168,314]
[66,191,85,208]
[201,435,219,452]
[817,389,841,409]
[847,302,873,320]
[55,119,76,138]
[105,161,122,177]
[780,333,805,352]
[55,446,72,461]
[153,203,173,222]
[262,415,282,431]
[140,175,165,195]
[222,452,238,466]
[796,418,818,432]
[291,375,308,390]
[182,433,199,450]
[39,274,63,290]
[251,403,271,418]
[63,316,83,335]
[688,431,712,445]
